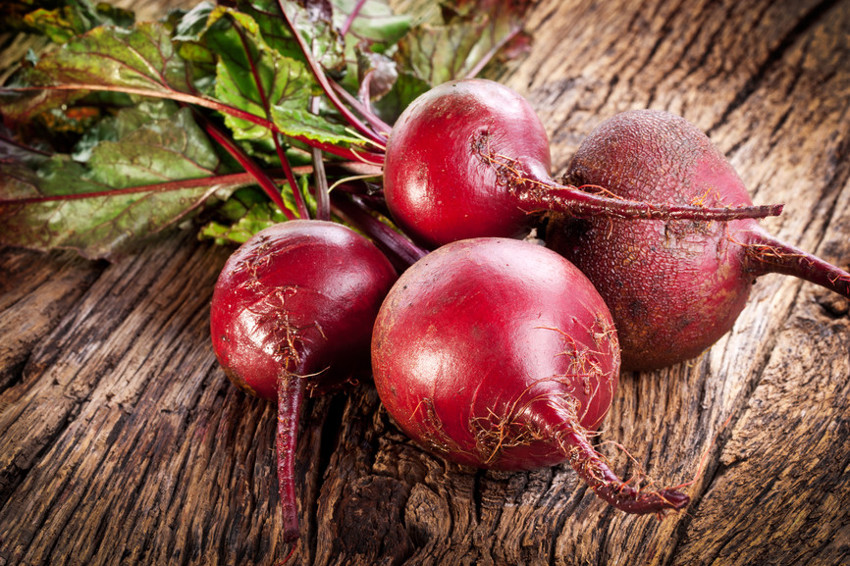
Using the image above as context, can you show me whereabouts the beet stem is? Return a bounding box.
[340,0,368,37]
[330,191,428,270]
[474,137,783,221]
[742,228,850,299]
[331,81,392,136]
[230,18,309,220]
[277,374,306,543]
[514,178,783,222]
[556,424,690,514]
[311,95,331,221]
[197,111,295,219]
[276,1,387,148]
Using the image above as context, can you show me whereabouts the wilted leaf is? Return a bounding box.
[1,0,130,35]
[20,0,133,42]
[394,0,533,87]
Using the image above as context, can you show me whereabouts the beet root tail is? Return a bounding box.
[277,374,307,543]
[558,426,690,515]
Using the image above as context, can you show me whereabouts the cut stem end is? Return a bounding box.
[741,228,850,299]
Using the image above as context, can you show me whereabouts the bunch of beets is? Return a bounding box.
[209,77,850,545]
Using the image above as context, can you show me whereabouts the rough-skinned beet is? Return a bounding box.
[547,109,850,371]
[372,237,689,514]
[382,79,782,249]
[210,220,397,542]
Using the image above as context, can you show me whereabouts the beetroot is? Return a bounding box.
[382,79,782,249]
[547,109,850,370]
[371,237,689,514]
[209,219,397,541]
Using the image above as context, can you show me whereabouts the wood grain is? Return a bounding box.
[1,0,849,565]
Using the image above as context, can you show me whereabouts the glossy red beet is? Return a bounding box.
[383,79,551,246]
[383,79,781,249]
[210,219,397,541]
[372,237,689,514]
[548,109,850,370]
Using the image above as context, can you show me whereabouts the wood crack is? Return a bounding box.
[708,0,842,136]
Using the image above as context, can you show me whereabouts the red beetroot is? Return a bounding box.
[371,237,689,514]
[382,79,782,249]
[210,220,397,541]
[547,109,850,370]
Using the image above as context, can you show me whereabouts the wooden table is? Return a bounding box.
[2,1,849,564]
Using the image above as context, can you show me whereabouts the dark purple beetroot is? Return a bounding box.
[372,237,689,514]
[547,109,850,370]
[210,219,397,541]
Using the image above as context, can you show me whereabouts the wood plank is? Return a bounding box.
[1,0,849,564]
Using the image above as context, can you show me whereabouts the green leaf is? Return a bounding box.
[2,20,206,125]
[393,0,533,87]
[269,104,365,145]
[198,187,290,245]
[0,100,233,260]
[239,0,346,72]
[24,6,92,43]
[199,176,319,246]
[332,0,411,47]
[89,104,220,187]
[171,1,219,80]
[202,6,362,146]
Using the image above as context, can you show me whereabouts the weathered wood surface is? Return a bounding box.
[2,0,850,564]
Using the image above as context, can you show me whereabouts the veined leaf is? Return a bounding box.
[332,0,410,47]
[393,0,533,89]
[202,6,362,146]
[2,20,207,124]
[89,105,219,187]
[198,187,292,245]
[0,159,234,260]
[269,105,366,145]
[0,101,235,260]
[41,21,194,90]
